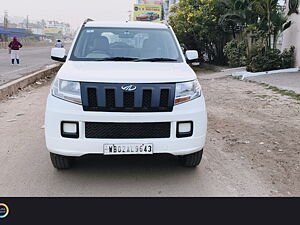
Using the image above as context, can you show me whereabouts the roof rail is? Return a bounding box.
[160,20,170,28]
[82,18,94,27]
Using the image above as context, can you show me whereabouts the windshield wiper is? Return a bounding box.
[134,58,178,62]
[94,57,178,62]
[96,57,139,61]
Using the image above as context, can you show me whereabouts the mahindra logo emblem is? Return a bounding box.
[121,85,137,92]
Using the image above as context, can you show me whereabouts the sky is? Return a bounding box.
[1,0,286,30]
[1,0,135,30]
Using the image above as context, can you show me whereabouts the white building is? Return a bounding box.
[282,1,300,67]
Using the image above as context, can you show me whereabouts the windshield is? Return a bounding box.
[70,27,183,62]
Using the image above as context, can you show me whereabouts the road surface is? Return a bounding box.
[246,72,300,94]
[0,71,299,197]
[0,46,67,85]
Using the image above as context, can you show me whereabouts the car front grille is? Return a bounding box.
[80,83,175,112]
[85,122,171,139]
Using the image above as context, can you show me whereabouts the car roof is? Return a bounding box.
[85,21,169,29]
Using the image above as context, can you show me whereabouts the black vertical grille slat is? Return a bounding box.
[123,92,135,108]
[81,83,175,112]
[160,89,170,107]
[142,90,152,108]
[106,89,115,108]
[87,88,97,107]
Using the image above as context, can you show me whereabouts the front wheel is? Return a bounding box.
[179,150,203,167]
[50,153,73,169]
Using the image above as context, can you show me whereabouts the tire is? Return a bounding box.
[50,153,73,169]
[179,150,203,167]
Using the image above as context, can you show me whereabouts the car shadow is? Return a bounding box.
[58,154,198,178]
[46,154,204,197]
[75,154,181,168]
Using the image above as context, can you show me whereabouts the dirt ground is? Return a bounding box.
[0,69,299,197]
[198,69,300,196]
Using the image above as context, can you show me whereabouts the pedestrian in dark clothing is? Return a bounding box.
[8,36,23,65]
[55,40,64,48]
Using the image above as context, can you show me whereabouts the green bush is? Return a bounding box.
[281,46,295,69]
[247,44,295,72]
[224,39,247,67]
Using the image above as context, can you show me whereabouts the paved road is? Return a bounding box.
[246,72,300,94]
[0,46,66,85]
[0,71,299,197]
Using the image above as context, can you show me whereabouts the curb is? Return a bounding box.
[221,66,246,72]
[0,64,62,100]
[232,68,300,80]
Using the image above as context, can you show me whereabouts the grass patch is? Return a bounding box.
[231,76,300,101]
[266,86,300,100]
[256,82,300,100]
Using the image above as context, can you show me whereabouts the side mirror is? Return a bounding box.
[51,48,67,62]
[185,50,199,61]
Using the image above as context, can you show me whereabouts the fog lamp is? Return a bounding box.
[61,121,79,138]
[177,121,193,138]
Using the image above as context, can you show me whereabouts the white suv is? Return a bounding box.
[45,20,207,169]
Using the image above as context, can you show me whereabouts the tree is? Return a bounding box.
[168,0,292,66]
[219,0,257,38]
[169,0,230,64]
[271,11,291,49]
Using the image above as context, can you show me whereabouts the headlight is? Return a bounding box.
[175,79,201,105]
[52,79,82,105]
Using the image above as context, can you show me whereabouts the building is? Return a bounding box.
[0,26,28,41]
[45,21,71,36]
[281,0,300,67]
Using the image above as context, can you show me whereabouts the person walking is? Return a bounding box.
[8,36,23,65]
[55,39,64,48]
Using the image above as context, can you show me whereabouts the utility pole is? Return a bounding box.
[4,10,9,41]
[26,15,29,31]
[4,10,8,28]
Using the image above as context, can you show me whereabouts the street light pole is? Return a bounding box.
[4,10,9,42]
[26,15,29,31]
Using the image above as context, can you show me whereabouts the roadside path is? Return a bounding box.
[246,72,300,94]
[0,45,69,85]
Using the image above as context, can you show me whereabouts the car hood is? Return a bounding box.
[57,61,196,83]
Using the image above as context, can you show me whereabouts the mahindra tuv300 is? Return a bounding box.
[45,20,207,169]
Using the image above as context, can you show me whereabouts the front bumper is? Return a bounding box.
[45,94,207,157]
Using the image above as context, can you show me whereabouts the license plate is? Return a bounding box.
[103,143,153,155]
